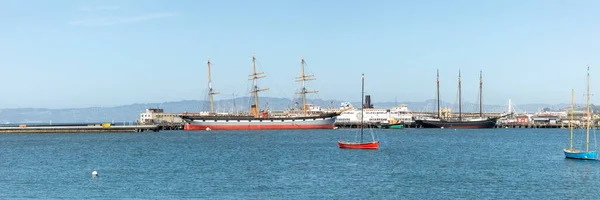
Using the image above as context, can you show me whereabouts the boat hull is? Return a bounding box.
[377,124,404,129]
[415,118,497,129]
[183,115,337,130]
[338,141,379,149]
[564,148,597,160]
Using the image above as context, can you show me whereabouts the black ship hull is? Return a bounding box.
[415,118,498,129]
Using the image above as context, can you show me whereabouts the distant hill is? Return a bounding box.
[0,97,574,123]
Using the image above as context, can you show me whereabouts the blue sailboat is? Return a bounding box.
[564,67,597,160]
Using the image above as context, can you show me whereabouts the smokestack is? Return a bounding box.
[251,105,258,117]
[364,95,373,109]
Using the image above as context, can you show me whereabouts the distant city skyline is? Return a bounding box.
[1,0,599,108]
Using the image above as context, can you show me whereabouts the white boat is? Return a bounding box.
[335,103,414,126]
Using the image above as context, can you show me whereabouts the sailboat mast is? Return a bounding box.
[232,93,237,114]
[586,66,590,152]
[437,69,440,119]
[295,56,317,116]
[248,53,269,118]
[207,58,219,114]
[570,88,574,150]
[479,70,483,118]
[361,73,365,143]
[458,70,462,121]
[302,58,307,116]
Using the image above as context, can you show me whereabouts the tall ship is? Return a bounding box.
[415,70,498,129]
[182,54,342,130]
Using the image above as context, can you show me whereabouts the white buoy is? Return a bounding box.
[92,170,98,178]
[206,127,211,131]
[441,127,444,129]
[333,127,339,130]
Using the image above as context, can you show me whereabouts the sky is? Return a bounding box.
[1,0,599,108]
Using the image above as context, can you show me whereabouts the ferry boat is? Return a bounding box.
[182,54,343,130]
[335,102,414,127]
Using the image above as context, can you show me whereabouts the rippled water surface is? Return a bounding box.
[1,128,599,199]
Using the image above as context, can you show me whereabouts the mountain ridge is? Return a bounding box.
[0,97,579,123]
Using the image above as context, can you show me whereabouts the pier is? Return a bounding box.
[496,123,598,129]
[156,123,185,130]
[0,124,160,133]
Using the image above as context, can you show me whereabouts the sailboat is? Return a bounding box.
[181,54,342,130]
[564,67,597,160]
[338,73,379,149]
[415,70,499,129]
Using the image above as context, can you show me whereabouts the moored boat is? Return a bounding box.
[564,149,597,160]
[182,54,342,130]
[338,141,379,149]
[336,103,414,127]
[564,67,597,160]
[338,73,379,149]
[183,113,339,130]
[416,70,499,129]
[415,119,496,129]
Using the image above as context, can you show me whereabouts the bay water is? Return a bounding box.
[0,128,599,199]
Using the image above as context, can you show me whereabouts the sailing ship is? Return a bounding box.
[338,73,379,149]
[564,67,597,160]
[415,70,498,129]
[181,54,342,130]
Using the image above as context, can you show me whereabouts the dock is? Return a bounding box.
[0,124,159,133]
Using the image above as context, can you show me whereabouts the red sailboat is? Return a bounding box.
[338,73,379,149]
[337,140,380,149]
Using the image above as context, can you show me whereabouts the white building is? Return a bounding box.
[139,108,183,125]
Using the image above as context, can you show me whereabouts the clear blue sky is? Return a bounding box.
[1,0,599,108]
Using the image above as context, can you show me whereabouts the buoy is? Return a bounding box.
[441,127,444,129]
[92,170,98,178]
[333,127,339,130]
[206,127,211,131]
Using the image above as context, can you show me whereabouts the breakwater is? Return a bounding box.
[0,124,159,133]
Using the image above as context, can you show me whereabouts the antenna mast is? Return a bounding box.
[295,56,318,116]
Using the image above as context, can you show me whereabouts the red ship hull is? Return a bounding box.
[337,141,379,149]
[184,123,334,130]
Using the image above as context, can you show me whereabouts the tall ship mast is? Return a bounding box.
[295,56,318,117]
[479,70,483,118]
[207,58,220,114]
[437,69,441,119]
[182,54,344,130]
[458,70,462,121]
[415,70,500,129]
[248,53,269,118]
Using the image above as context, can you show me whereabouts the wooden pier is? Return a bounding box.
[335,123,418,129]
[496,123,598,129]
[155,123,185,130]
[335,122,594,129]
[0,125,159,133]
